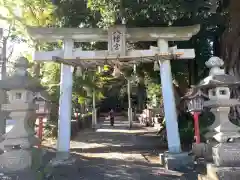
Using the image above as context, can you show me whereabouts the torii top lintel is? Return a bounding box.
[27,24,200,42]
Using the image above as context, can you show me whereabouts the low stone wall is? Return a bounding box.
[70,115,92,139]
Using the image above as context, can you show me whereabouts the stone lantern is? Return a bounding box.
[196,57,240,179]
[182,88,208,144]
[34,91,51,116]
[34,91,51,145]
[196,57,240,142]
[0,57,43,172]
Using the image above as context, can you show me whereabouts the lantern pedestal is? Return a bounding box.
[159,151,194,171]
[198,164,240,180]
[198,142,240,180]
[204,105,240,141]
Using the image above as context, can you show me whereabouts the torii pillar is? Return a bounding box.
[57,39,74,155]
[33,38,74,157]
[158,40,181,153]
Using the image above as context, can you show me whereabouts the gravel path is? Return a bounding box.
[1,116,198,180]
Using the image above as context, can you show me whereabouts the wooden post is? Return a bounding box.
[37,116,44,148]
[127,79,133,128]
[0,32,7,135]
[193,112,201,144]
[92,88,97,128]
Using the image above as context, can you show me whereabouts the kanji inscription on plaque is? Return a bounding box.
[111,31,122,53]
[108,25,126,56]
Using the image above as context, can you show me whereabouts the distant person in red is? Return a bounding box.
[109,109,114,126]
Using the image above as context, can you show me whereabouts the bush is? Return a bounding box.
[44,122,58,138]
[178,112,194,146]
[177,110,215,145]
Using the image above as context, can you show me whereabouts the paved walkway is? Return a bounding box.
[1,116,198,180]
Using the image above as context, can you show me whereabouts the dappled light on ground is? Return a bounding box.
[39,117,197,179]
[72,152,145,162]
[96,128,152,133]
[64,152,184,180]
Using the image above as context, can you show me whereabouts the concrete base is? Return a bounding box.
[159,151,194,171]
[198,163,240,180]
[50,152,76,167]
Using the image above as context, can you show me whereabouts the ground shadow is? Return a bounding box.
[46,153,190,180]
[0,117,199,180]
[0,150,198,180]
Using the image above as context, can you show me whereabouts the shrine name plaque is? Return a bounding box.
[108,25,126,56]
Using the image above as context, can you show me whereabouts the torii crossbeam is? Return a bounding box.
[33,47,195,68]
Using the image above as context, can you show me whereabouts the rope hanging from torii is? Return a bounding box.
[70,47,185,81]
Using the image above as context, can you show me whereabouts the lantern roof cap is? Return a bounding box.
[33,90,51,102]
[205,56,224,69]
[181,88,208,100]
[194,56,240,89]
[0,57,43,91]
[0,75,43,91]
[195,74,240,89]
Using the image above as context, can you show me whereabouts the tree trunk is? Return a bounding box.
[221,0,240,124]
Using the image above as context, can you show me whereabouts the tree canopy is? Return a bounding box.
[0,0,233,118]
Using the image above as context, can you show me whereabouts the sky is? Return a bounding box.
[0,5,30,63]
[0,20,30,63]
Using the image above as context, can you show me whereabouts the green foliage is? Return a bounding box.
[41,62,60,99]
[198,110,215,141]
[54,0,100,28]
[0,0,228,142]
[86,0,222,26]
[85,0,226,87]
[72,70,107,107]
[177,112,194,145]
[0,0,57,42]
[144,74,162,107]
[177,110,215,145]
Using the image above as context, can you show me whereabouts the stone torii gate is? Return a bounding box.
[27,24,200,161]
